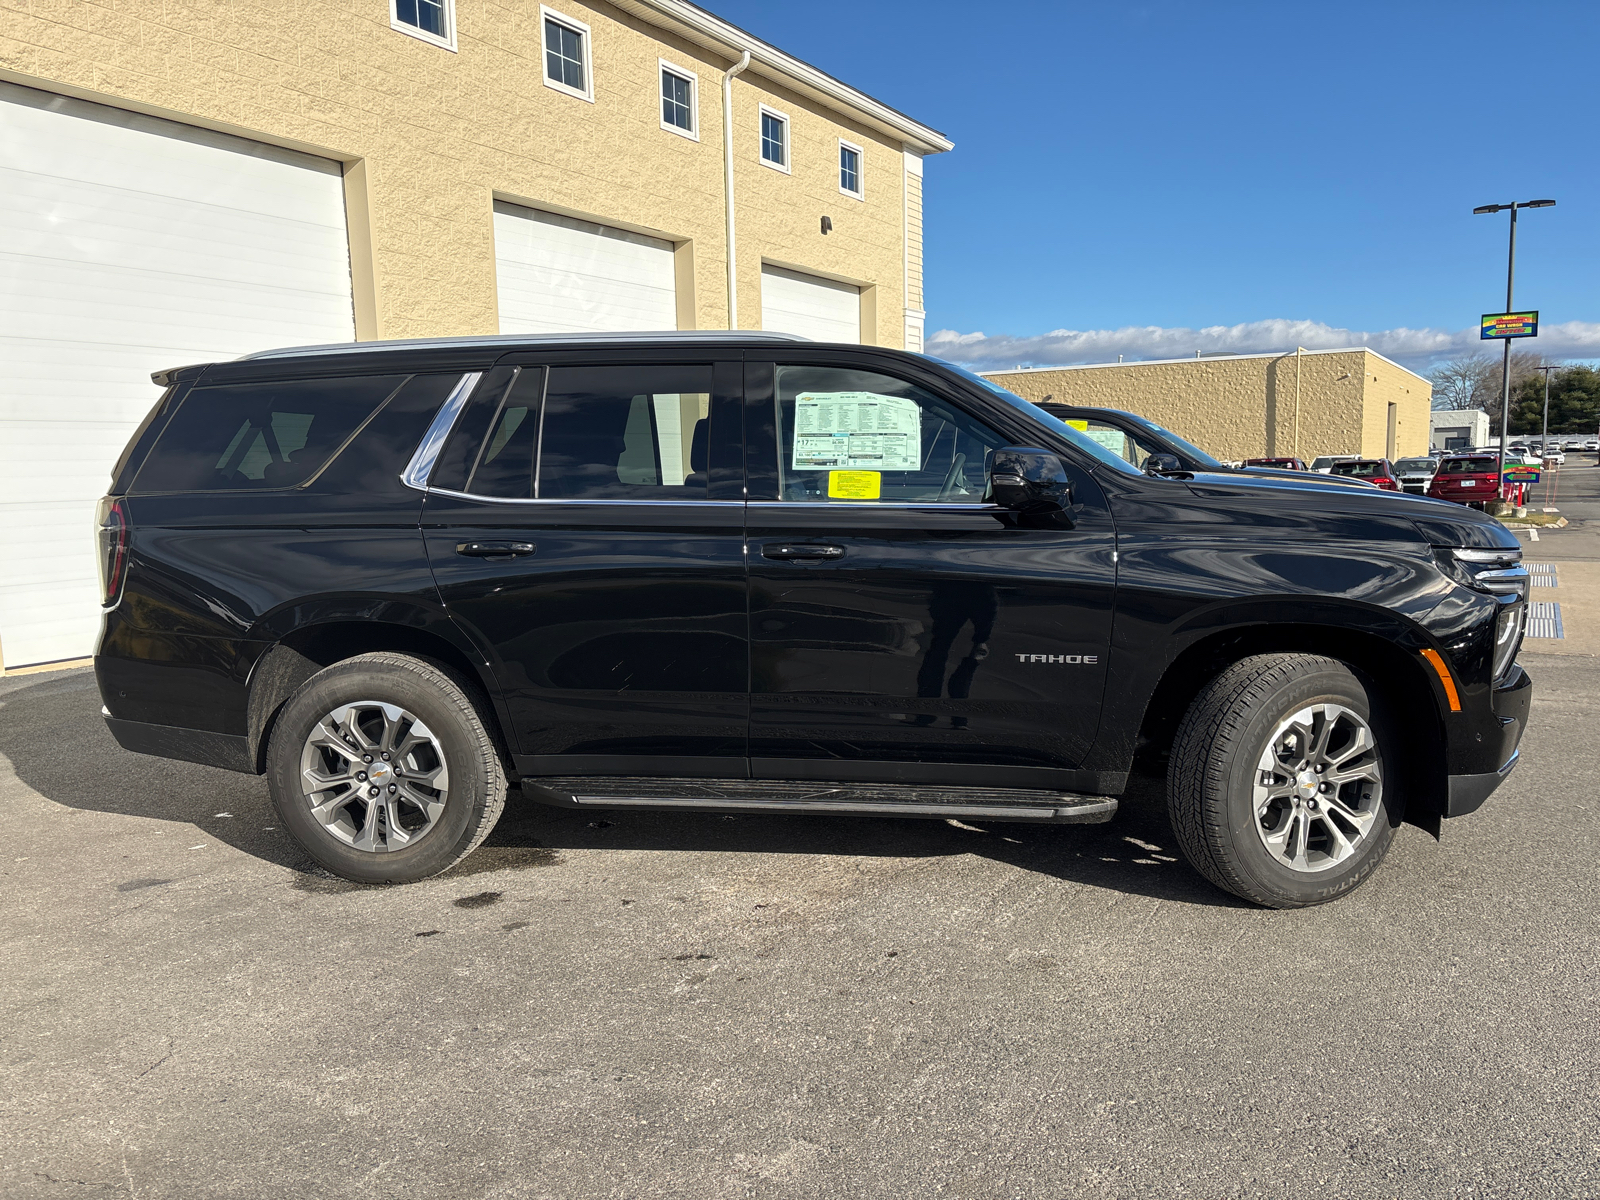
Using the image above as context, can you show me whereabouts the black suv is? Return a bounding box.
[1037,403,1375,489]
[95,334,1531,908]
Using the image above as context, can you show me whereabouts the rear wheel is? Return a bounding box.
[266,652,507,884]
[1167,654,1397,908]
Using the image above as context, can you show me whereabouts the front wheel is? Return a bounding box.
[1167,654,1397,908]
[266,652,507,884]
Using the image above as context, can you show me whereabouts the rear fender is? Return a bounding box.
[243,601,511,775]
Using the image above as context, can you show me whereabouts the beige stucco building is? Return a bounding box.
[0,0,948,346]
[0,1,948,669]
[984,349,1432,463]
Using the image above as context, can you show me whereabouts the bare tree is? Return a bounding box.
[1429,355,1495,410]
[1430,350,1543,418]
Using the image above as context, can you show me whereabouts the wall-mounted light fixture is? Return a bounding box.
[820,215,832,234]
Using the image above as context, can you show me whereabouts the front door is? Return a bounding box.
[742,358,1117,791]
[423,358,748,778]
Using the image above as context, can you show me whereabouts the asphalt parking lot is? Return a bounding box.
[5,476,1600,1198]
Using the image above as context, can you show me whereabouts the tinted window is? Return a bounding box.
[771,365,1004,503]
[1394,458,1436,473]
[1330,461,1383,477]
[466,365,712,501]
[1441,457,1499,474]
[133,375,404,493]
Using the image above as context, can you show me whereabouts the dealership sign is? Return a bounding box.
[1481,311,1539,339]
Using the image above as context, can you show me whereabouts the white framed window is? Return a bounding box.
[391,0,457,51]
[541,6,593,102]
[759,104,790,173]
[838,139,863,199]
[659,60,698,140]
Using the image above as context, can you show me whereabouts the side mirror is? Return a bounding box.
[1143,452,1187,477]
[990,447,1072,521]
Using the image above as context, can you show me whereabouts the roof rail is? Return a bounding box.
[238,330,811,361]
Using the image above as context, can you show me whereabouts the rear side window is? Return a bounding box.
[133,375,405,493]
[465,364,713,500]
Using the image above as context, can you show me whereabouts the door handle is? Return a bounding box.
[456,541,537,559]
[762,543,846,561]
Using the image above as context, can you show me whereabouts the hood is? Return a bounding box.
[1239,466,1374,489]
[1177,470,1518,550]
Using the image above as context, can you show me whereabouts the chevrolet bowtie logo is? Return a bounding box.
[1015,654,1099,664]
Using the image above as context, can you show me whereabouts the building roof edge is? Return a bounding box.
[981,346,1431,386]
[621,0,953,154]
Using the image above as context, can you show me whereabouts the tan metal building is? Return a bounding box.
[0,1,949,669]
[983,348,1432,464]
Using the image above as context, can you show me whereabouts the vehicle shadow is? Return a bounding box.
[1,668,1241,907]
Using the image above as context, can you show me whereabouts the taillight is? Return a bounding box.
[97,497,129,608]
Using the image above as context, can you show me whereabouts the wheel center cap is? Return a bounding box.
[368,762,393,786]
[1297,769,1317,789]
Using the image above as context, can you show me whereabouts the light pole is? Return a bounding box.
[1472,199,1554,481]
[1533,363,1559,452]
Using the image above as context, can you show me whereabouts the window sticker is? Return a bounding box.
[792,392,921,472]
[828,470,881,499]
[1084,427,1128,455]
[1065,419,1089,431]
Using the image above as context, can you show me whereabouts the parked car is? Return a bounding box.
[1035,405,1372,489]
[1242,456,1308,470]
[1585,438,1600,451]
[1393,456,1440,495]
[1328,458,1401,490]
[1310,455,1360,473]
[1542,448,1565,465]
[96,333,1531,909]
[1428,454,1504,509]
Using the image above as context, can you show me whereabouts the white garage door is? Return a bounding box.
[494,202,677,334]
[0,81,355,669]
[761,265,861,343]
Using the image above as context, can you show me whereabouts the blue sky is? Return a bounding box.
[711,0,1600,371]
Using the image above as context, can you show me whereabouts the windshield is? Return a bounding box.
[1310,456,1348,470]
[1394,458,1436,472]
[922,357,1141,473]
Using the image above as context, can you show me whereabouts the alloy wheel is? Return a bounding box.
[1251,703,1382,873]
[298,701,451,853]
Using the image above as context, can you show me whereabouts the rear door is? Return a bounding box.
[422,354,748,778]
[742,355,1117,791]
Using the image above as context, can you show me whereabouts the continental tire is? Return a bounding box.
[266,652,507,884]
[1168,654,1397,909]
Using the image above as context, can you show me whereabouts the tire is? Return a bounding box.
[266,652,507,884]
[1167,654,1397,908]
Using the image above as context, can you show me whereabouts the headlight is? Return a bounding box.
[1493,600,1525,681]
[1437,546,1529,601]
[1437,547,1527,683]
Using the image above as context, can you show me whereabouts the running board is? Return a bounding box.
[520,777,1118,824]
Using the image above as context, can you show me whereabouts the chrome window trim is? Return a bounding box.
[426,487,742,508]
[399,371,483,491]
[747,500,1001,512]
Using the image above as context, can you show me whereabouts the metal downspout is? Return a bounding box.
[722,51,751,330]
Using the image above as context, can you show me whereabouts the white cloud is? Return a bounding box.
[926,319,1600,373]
